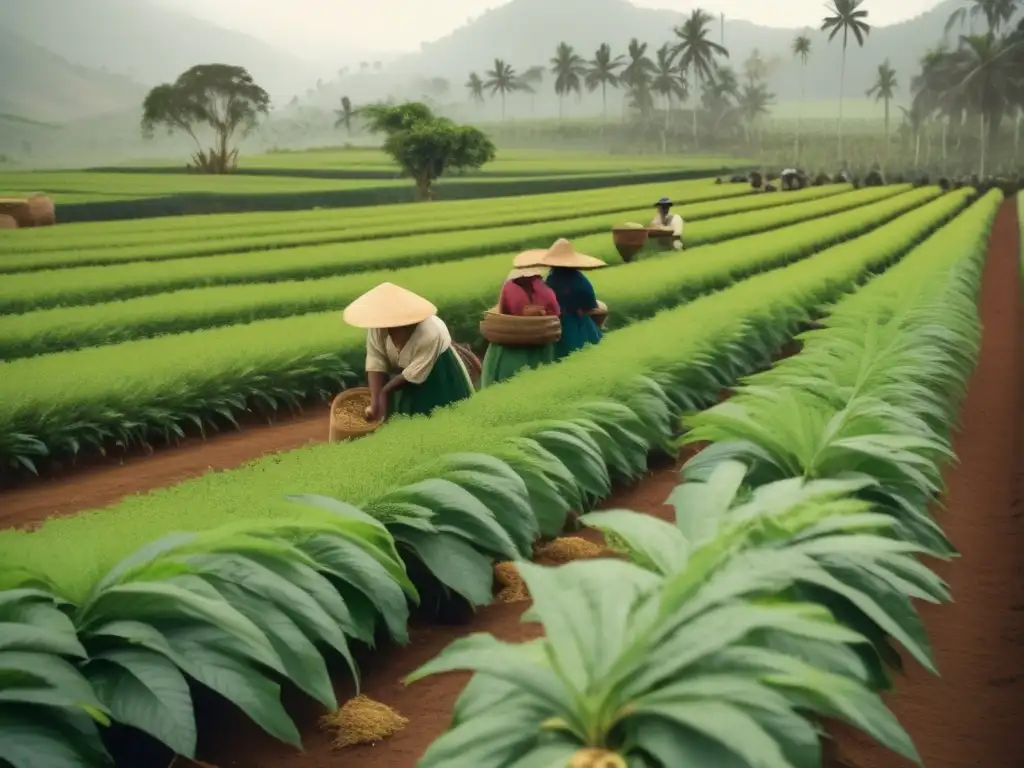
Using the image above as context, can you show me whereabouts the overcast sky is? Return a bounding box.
[158,0,946,59]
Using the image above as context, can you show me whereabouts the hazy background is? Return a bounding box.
[0,0,994,168]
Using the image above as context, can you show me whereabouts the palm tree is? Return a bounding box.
[898,103,927,168]
[912,44,958,162]
[866,60,898,165]
[822,0,872,161]
[465,73,485,110]
[651,43,689,150]
[672,8,730,148]
[792,34,812,160]
[946,0,1019,36]
[945,33,1020,174]
[738,82,775,147]
[333,96,356,133]
[484,59,518,120]
[621,38,656,119]
[585,43,624,122]
[550,42,586,120]
[518,66,545,115]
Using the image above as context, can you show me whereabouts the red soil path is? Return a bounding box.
[827,198,1024,767]
[196,461,683,768]
[0,405,331,529]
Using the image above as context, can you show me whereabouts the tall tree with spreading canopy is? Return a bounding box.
[866,60,898,165]
[141,64,270,174]
[621,38,656,120]
[465,73,485,108]
[550,42,586,121]
[361,102,495,200]
[484,59,519,120]
[792,34,813,160]
[945,0,1020,36]
[651,43,688,150]
[822,0,872,161]
[672,8,730,148]
[517,66,546,115]
[585,43,624,123]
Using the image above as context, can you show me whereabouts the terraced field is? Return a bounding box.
[0,172,1021,768]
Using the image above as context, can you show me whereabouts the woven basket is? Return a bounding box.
[588,300,609,329]
[480,307,562,347]
[611,227,648,262]
[648,226,676,247]
[0,199,32,228]
[0,214,16,230]
[329,387,382,442]
[451,341,482,389]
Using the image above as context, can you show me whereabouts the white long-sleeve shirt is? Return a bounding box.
[649,212,684,250]
[365,315,452,384]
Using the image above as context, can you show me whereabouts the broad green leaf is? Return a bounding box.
[0,705,111,768]
[0,652,106,714]
[578,510,689,576]
[417,711,540,767]
[669,459,748,544]
[394,528,494,606]
[444,469,538,556]
[0,622,87,658]
[85,648,197,757]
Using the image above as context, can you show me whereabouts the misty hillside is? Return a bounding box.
[0,29,146,123]
[0,0,321,103]
[388,0,964,102]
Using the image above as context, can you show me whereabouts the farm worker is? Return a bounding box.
[781,168,802,190]
[480,260,562,388]
[342,282,474,421]
[537,238,607,360]
[649,197,684,250]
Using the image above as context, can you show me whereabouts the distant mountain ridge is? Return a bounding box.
[0,0,321,104]
[388,0,965,102]
[0,28,146,123]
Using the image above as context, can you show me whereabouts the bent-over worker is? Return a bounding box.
[649,196,684,250]
[342,282,474,420]
[540,238,607,360]
[480,262,562,387]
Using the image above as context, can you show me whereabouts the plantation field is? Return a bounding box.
[0,161,1020,768]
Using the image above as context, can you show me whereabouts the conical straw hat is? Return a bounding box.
[342,282,437,328]
[512,248,549,268]
[537,238,606,270]
[507,266,546,280]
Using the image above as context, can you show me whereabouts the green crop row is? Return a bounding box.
[0,187,955,479]
[411,193,997,768]
[0,177,745,259]
[0,185,890,314]
[0,188,971,604]
[0,186,863,360]
[0,181,771,273]
[0,195,990,768]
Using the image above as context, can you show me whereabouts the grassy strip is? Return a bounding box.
[0,185,890,314]
[0,188,946,470]
[49,168,732,223]
[0,188,862,360]
[0,182,769,272]
[0,177,746,259]
[0,189,972,601]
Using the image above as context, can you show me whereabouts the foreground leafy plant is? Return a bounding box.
[408,555,919,767]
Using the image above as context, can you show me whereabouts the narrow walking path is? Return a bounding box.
[829,198,1024,767]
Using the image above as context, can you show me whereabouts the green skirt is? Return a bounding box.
[390,347,474,417]
[554,314,603,360]
[480,343,556,388]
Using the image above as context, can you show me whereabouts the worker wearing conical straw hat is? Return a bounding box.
[527,238,607,360]
[480,255,563,388]
[343,283,474,420]
[649,196,684,251]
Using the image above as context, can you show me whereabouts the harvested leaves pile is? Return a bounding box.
[319,695,408,748]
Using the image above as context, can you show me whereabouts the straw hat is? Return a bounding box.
[512,248,549,268]
[507,266,546,280]
[536,238,606,270]
[342,282,437,328]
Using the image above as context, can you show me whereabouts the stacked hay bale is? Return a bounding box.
[0,214,17,229]
[0,194,55,228]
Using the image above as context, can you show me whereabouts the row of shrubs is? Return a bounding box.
[718,169,1023,196]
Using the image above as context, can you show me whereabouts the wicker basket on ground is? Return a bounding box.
[0,199,33,228]
[0,214,17,230]
[329,387,382,442]
[611,225,649,262]
[588,300,609,329]
[27,194,55,226]
[451,341,482,389]
[480,307,562,347]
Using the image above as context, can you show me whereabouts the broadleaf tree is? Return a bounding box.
[141,64,271,174]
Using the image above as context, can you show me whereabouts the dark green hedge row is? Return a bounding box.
[59,167,736,223]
